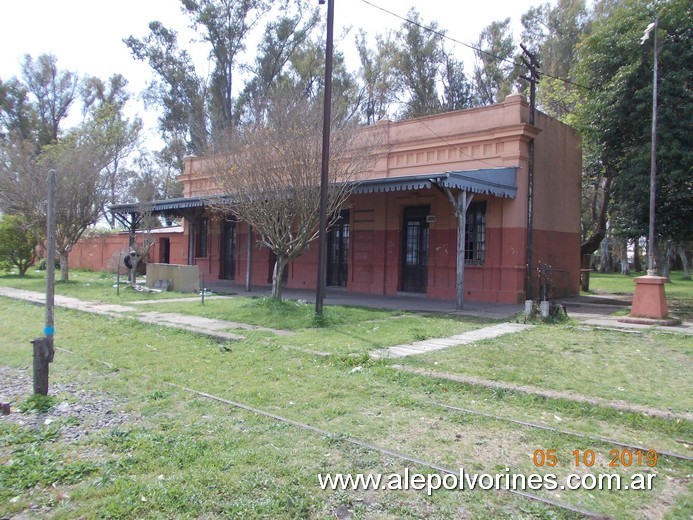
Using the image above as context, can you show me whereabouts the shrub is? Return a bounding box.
[0,215,39,276]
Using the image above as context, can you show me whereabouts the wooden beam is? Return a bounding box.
[455,190,474,310]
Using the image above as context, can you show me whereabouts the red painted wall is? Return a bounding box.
[69,230,187,272]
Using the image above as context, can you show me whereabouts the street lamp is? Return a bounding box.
[640,17,658,275]
[315,0,334,316]
[629,16,669,321]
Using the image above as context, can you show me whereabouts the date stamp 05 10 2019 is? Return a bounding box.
[532,448,659,468]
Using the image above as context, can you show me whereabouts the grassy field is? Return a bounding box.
[400,324,692,414]
[0,269,691,519]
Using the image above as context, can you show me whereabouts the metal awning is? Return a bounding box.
[110,194,236,215]
[110,197,205,214]
[351,167,517,198]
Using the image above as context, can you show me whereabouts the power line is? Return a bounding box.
[359,0,591,91]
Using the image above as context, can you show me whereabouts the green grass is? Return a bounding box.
[399,323,693,414]
[148,296,491,357]
[587,270,692,298]
[1,423,99,494]
[1,296,691,519]
[151,295,403,331]
[17,394,57,413]
[586,271,693,320]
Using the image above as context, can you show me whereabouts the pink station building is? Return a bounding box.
[75,94,581,304]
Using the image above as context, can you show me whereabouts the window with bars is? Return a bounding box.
[465,202,486,265]
[195,217,208,257]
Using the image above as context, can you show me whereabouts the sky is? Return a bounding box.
[0,0,551,144]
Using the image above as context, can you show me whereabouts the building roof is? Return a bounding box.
[109,167,517,217]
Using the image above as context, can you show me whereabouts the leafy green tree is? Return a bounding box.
[21,54,79,146]
[0,77,37,142]
[1,54,78,147]
[354,30,397,124]
[125,21,208,168]
[181,0,273,134]
[0,214,38,276]
[522,0,588,79]
[127,0,301,166]
[472,18,520,105]
[355,9,473,121]
[520,0,589,119]
[234,5,321,124]
[234,9,357,125]
[391,8,444,118]
[441,50,473,111]
[573,0,692,266]
[82,75,142,227]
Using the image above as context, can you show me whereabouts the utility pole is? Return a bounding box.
[315,0,334,316]
[520,44,540,301]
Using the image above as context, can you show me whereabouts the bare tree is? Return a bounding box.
[0,138,44,229]
[205,87,384,299]
[38,128,111,281]
[0,131,110,282]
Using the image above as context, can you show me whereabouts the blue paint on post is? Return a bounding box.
[44,326,55,336]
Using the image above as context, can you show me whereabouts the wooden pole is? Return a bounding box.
[315,0,335,316]
[35,170,57,395]
[456,191,473,310]
[520,44,539,300]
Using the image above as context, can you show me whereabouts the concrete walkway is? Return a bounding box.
[0,287,291,342]
[371,323,533,359]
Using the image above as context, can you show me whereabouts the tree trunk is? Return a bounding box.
[678,245,690,280]
[633,238,642,272]
[657,240,675,279]
[581,231,606,260]
[580,174,613,259]
[271,255,287,300]
[619,239,629,275]
[59,252,69,282]
[599,237,613,273]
